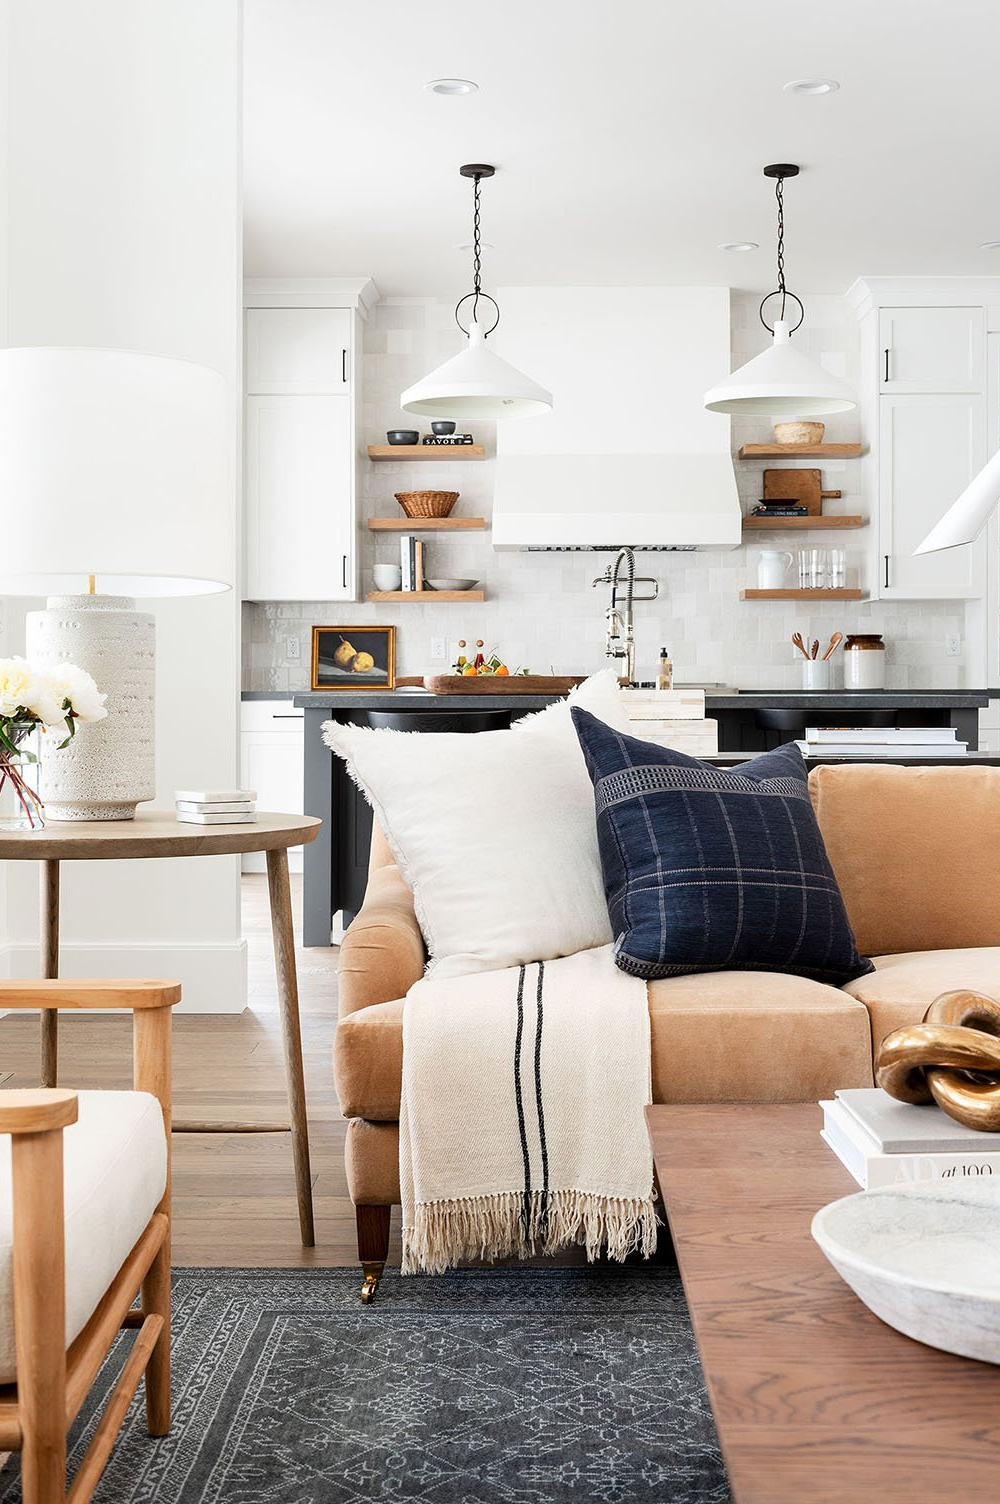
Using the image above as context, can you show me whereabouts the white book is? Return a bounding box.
[176,800,255,815]
[175,788,256,804]
[820,1099,1000,1189]
[805,726,958,744]
[794,741,968,759]
[175,810,258,825]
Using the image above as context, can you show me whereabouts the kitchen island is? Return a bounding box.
[293,685,992,946]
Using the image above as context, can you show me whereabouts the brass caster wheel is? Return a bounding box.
[360,1262,383,1304]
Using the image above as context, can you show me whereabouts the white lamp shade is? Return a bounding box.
[0,347,232,596]
[401,321,552,420]
[704,320,856,417]
[915,445,1000,554]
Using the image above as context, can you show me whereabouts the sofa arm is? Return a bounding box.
[338,863,426,1017]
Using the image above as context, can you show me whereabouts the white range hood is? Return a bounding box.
[492,286,740,550]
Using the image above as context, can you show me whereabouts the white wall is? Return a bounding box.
[1,0,244,1010]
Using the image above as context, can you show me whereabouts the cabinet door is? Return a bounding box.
[245,394,355,600]
[240,719,305,872]
[246,307,352,393]
[879,307,984,393]
[878,393,986,599]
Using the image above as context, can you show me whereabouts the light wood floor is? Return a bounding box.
[0,876,397,1269]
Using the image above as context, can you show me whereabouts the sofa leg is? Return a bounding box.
[357,1204,391,1305]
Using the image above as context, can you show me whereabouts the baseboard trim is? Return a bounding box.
[0,940,248,1014]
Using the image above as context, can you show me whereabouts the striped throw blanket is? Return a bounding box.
[400,944,657,1274]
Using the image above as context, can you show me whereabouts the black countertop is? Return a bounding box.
[286,687,994,711]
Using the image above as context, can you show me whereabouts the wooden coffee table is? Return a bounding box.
[647,1103,1000,1503]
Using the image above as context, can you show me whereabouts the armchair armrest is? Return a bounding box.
[339,863,426,1017]
[0,980,181,1010]
[0,1089,78,1134]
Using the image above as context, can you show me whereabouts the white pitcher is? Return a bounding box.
[757,549,793,589]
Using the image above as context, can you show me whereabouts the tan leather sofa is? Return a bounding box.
[335,763,1000,1294]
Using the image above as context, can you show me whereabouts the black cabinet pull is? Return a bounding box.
[884,348,890,383]
[342,554,348,588]
[884,554,890,588]
[342,348,348,384]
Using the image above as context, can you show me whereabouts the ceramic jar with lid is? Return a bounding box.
[843,634,886,689]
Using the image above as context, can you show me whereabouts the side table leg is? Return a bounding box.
[265,847,315,1247]
[40,860,60,1087]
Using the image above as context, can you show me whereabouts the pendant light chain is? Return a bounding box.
[454,165,500,338]
[774,174,787,322]
[472,172,482,324]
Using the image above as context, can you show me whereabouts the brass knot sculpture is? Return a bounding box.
[875,990,1000,1132]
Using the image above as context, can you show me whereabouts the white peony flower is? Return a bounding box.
[47,662,108,723]
[0,657,60,725]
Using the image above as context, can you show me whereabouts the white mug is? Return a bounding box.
[372,563,402,591]
[757,549,793,590]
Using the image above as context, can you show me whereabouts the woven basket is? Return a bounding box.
[773,420,825,446]
[394,490,459,519]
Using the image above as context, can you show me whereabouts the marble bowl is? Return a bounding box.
[812,1180,1000,1363]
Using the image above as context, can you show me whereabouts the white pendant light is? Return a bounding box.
[704,164,856,418]
[915,446,1000,553]
[401,164,552,421]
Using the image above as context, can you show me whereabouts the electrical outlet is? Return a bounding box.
[286,635,301,662]
[946,632,962,658]
[430,636,447,661]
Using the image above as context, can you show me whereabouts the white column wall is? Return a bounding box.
[1,0,245,1011]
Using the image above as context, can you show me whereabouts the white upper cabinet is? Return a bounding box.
[246,307,353,393]
[879,306,984,393]
[243,300,360,602]
[878,392,985,599]
[246,394,355,600]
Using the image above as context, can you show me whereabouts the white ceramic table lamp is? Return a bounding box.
[0,348,231,819]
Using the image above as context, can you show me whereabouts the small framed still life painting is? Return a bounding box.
[311,625,395,690]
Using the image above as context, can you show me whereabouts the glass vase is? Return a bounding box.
[0,735,45,831]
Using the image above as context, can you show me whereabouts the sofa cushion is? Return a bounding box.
[844,947,1000,1053]
[810,764,1000,958]
[325,672,634,980]
[573,711,872,987]
[334,970,874,1121]
[0,1089,167,1382]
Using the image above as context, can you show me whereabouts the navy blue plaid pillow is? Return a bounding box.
[572,709,873,986]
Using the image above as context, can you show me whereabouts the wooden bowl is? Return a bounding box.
[773,420,825,446]
[395,490,459,519]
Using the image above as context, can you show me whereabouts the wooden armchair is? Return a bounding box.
[0,978,179,1504]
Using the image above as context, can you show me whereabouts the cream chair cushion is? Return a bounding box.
[0,1090,167,1382]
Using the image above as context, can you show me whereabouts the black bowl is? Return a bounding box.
[431,420,456,436]
[386,429,419,445]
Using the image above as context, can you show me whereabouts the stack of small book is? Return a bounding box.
[400,535,425,592]
[795,726,969,758]
[175,788,257,825]
[821,1088,1000,1188]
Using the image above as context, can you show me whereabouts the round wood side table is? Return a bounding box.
[0,811,322,1246]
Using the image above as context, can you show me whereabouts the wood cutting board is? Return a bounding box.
[762,468,841,516]
[421,673,585,695]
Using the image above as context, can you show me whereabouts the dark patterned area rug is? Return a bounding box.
[0,1266,730,1503]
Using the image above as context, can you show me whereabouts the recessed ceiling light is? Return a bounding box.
[783,77,840,95]
[424,78,478,96]
[718,241,759,252]
[980,241,1000,250]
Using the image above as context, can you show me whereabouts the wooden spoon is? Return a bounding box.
[822,631,844,662]
[791,632,810,660]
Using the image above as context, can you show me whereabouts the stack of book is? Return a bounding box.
[794,726,969,758]
[175,788,257,825]
[399,535,425,592]
[821,1088,1000,1188]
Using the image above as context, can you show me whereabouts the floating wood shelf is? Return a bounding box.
[738,443,864,459]
[366,589,485,603]
[740,588,865,601]
[742,516,866,531]
[368,517,487,532]
[367,445,486,460]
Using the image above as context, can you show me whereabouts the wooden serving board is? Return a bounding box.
[762,468,842,516]
[422,673,585,695]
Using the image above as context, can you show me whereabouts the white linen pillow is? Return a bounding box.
[323,671,631,979]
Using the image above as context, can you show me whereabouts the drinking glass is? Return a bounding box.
[797,549,829,589]
[828,548,846,589]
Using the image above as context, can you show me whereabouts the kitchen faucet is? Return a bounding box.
[590,547,659,687]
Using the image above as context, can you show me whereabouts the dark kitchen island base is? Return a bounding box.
[293,687,993,947]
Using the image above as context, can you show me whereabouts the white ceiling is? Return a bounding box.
[243,0,1000,299]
